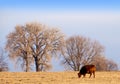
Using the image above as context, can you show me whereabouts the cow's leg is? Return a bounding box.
[78,73,81,78]
[89,72,92,78]
[83,74,86,78]
[93,71,95,78]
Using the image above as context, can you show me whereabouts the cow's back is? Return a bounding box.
[88,65,96,73]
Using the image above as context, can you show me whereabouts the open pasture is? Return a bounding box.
[0,71,120,84]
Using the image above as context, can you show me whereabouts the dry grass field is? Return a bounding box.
[0,71,120,84]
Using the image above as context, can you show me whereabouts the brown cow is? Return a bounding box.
[78,65,96,78]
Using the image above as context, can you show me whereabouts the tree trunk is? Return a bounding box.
[23,51,29,72]
[25,58,29,72]
[34,57,39,72]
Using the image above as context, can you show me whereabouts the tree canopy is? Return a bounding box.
[6,22,65,71]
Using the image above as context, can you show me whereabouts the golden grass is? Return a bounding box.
[0,71,120,84]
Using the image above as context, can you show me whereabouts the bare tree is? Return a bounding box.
[92,55,108,71]
[6,22,64,72]
[0,48,8,72]
[61,35,104,71]
[6,26,32,72]
[93,55,118,71]
[25,23,64,71]
[106,59,118,71]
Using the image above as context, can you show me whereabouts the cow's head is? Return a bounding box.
[78,73,81,78]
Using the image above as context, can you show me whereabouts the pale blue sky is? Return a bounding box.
[0,0,120,71]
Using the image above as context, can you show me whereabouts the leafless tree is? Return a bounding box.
[6,26,32,72]
[93,55,118,71]
[92,55,107,71]
[106,59,118,71]
[25,23,64,71]
[6,22,64,72]
[0,48,8,72]
[61,35,104,71]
